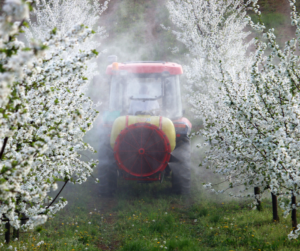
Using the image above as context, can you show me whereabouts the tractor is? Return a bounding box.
[98,58,192,195]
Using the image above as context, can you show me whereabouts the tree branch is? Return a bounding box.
[46,179,69,209]
[0,137,8,160]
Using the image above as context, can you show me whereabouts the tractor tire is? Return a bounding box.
[98,142,118,197]
[169,136,191,195]
[98,164,117,196]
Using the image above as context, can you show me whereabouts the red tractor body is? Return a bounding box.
[99,61,192,195]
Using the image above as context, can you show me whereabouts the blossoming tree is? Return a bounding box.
[215,0,300,238]
[0,0,108,243]
[0,0,41,241]
[168,0,300,238]
[166,0,257,195]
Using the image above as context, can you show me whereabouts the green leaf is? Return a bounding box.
[91,49,98,56]
[0,178,6,184]
[23,21,29,28]
[51,27,57,35]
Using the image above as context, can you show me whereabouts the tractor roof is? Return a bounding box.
[106,61,183,75]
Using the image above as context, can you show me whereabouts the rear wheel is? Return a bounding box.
[98,143,118,196]
[98,164,117,196]
[170,136,191,195]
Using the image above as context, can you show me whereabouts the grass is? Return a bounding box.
[2,173,300,251]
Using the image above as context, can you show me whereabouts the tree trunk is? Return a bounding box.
[12,228,19,240]
[271,193,279,222]
[254,187,262,211]
[292,195,297,231]
[21,214,27,226]
[5,222,10,244]
[13,200,21,240]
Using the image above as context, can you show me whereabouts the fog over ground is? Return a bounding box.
[82,0,204,195]
[59,0,295,202]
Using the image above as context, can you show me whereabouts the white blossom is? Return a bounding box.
[0,0,107,232]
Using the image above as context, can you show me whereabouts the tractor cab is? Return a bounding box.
[105,61,184,121]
